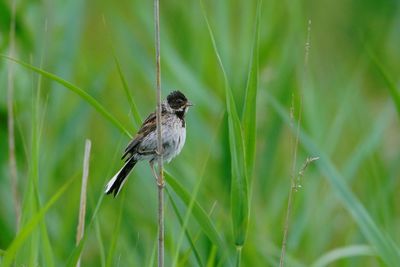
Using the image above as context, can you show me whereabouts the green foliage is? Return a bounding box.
[0,55,132,138]
[1,0,400,266]
[366,47,400,116]
[269,97,400,266]
[114,56,142,129]
[1,178,76,267]
[199,0,249,251]
[165,172,228,256]
[311,245,375,267]
[242,0,261,178]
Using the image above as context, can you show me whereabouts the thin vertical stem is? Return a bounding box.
[157,180,164,267]
[279,19,311,267]
[279,96,302,267]
[76,139,92,267]
[154,0,164,266]
[7,0,21,232]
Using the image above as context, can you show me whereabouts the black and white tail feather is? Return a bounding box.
[104,90,191,198]
[105,158,137,197]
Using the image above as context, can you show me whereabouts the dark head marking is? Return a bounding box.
[167,90,188,109]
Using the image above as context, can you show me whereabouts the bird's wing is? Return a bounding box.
[121,111,157,160]
[137,111,157,135]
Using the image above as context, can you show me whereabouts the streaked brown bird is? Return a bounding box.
[105,90,192,197]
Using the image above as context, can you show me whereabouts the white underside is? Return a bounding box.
[105,115,186,194]
[138,115,186,163]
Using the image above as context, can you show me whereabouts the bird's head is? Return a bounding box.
[166,90,193,114]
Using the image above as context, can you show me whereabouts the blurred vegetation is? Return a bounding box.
[1,0,400,266]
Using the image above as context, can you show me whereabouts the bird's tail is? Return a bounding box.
[105,158,137,197]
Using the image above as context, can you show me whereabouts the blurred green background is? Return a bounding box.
[1,0,400,266]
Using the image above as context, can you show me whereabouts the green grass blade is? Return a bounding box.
[166,189,203,267]
[94,218,106,267]
[39,221,55,267]
[206,245,218,267]
[35,62,55,267]
[65,193,105,267]
[366,47,400,116]
[199,0,248,247]
[148,241,157,267]
[242,0,261,178]
[164,172,227,255]
[172,113,223,266]
[343,104,392,179]
[66,235,87,267]
[0,177,76,267]
[105,190,126,267]
[28,68,40,267]
[311,245,375,267]
[226,90,249,247]
[0,55,132,138]
[268,96,400,266]
[113,56,142,129]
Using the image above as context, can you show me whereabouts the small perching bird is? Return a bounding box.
[105,90,192,197]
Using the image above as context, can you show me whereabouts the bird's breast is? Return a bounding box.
[162,116,186,163]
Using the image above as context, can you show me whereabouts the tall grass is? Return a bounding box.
[6,0,21,233]
[199,1,263,265]
[1,0,400,266]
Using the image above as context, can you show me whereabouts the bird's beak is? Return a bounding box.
[186,101,194,107]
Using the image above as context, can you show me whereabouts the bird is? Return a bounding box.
[105,90,192,197]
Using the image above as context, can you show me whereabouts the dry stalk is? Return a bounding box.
[154,0,164,266]
[76,139,92,267]
[7,0,21,232]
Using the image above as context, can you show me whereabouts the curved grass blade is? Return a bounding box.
[94,218,106,267]
[164,171,227,255]
[0,177,76,267]
[172,112,224,266]
[65,194,105,267]
[343,104,392,179]
[105,190,126,267]
[0,55,132,138]
[268,95,400,266]
[113,56,142,129]
[242,0,262,178]
[199,0,249,248]
[166,189,203,267]
[366,47,400,116]
[311,245,375,267]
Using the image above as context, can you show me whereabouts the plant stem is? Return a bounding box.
[279,19,312,267]
[236,246,242,267]
[76,139,91,267]
[279,95,302,267]
[7,0,21,233]
[157,180,164,267]
[154,0,164,266]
